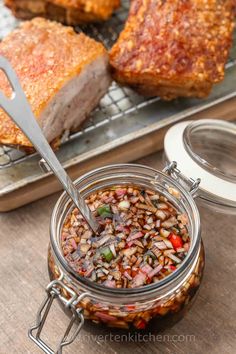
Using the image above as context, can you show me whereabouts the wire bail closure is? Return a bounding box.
[29,274,88,354]
[163,161,201,197]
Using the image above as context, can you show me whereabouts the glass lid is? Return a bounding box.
[164,119,236,213]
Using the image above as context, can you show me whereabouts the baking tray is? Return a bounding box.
[0,0,236,211]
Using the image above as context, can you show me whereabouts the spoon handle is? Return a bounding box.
[0,56,99,233]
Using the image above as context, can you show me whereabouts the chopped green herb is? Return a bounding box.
[97,205,112,218]
[101,247,113,262]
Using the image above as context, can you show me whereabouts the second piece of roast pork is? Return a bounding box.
[110,0,235,100]
[5,0,121,24]
[0,18,111,150]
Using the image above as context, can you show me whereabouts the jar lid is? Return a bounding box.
[164,119,236,212]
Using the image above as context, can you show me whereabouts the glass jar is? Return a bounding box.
[29,119,236,353]
[29,164,204,353]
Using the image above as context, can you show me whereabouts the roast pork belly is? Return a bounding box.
[5,0,120,24]
[0,18,111,150]
[110,0,235,100]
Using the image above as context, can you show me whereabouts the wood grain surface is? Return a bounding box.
[0,152,235,354]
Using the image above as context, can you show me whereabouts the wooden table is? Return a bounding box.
[0,152,235,354]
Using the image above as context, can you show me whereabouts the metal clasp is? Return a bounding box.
[163,161,201,197]
[29,277,88,354]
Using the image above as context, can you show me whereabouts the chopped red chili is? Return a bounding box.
[169,233,183,250]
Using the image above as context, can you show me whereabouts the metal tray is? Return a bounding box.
[0,0,236,210]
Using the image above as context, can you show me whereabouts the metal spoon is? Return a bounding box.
[0,56,99,234]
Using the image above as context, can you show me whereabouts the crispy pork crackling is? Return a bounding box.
[0,18,111,150]
[5,0,120,24]
[110,0,235,100]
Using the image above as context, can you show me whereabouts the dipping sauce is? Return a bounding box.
[61,186,190,288]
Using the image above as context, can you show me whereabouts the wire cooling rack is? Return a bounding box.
[0,0,161,168]
[0,0,236,170]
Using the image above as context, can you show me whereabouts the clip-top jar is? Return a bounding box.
[29,119,236,354]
